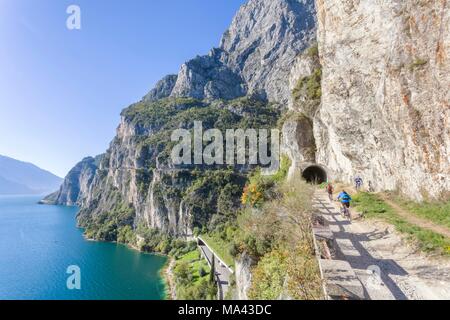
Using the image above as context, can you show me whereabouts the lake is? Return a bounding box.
[0,195,167,300]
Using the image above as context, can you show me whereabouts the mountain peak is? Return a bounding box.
[220,0,317,103]
[144,0,316,104]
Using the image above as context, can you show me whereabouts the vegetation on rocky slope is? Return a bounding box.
[78,96,281,246]
[80,187,135,242]
[291,43,322,118]
[183,169,247,230]
[293,67,322,102]
[236,174,323,299]
[121,96,281,170]
[196,158,323,300]
[172,249,217,300]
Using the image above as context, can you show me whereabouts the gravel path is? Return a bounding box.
[314,191,450,300]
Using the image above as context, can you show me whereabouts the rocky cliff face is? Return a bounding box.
[282,0,449,200]
[312,0,450,200]
[58,0,316,241]
[161,0,316,103]
[77,116,193,237]
[143,75,178,102]
[47,0,449,250]
[220,0,316,103]
[73,97,269,241]
[170,49,246,101]
[41,156,99,206]
[235,253,254,300]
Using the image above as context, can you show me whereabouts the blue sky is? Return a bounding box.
[0,0,245,177]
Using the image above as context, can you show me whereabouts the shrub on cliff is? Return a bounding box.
[292,67,322,102]
[248,249,288,300]
[117,225,136,244]
[235,174,323,300]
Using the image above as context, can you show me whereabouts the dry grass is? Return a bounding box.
[243,174,324,300]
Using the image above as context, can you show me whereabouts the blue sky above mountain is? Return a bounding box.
[0,0,245,177]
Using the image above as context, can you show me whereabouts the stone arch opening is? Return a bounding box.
[302,165,327,184]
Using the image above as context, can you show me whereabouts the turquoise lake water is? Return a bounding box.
[0,195,167,300]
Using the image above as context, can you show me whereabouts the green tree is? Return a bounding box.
[174,261,190,286]
[209,255,216,284]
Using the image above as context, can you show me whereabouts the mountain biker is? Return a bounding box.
[337,190,352,218]
[326,183,334,201]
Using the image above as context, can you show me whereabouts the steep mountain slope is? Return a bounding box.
[48,0,450,249]
[47,0,317,241]
[0,155,62,195]
[40,156,100,205]
[143,0,317,103]
[219,0,316,103]
[0,175,35,195]
[76,97,279,240]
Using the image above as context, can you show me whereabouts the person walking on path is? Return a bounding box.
[326,182,334,202]
[355,176,363,191]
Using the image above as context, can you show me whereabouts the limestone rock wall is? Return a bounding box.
[314,0,450,200]
[41,156,99,206]
[220,0,317,103]
[152,0,317,104]
[78,117,193,237]
[235,253,254,300]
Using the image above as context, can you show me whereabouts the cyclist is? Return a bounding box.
[326,183,334,202]
[337,190,352,220]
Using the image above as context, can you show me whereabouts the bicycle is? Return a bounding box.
[340,203,352,221]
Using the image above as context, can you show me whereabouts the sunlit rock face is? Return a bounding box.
[167,0,317,103]
[143,75,178,102]
[219,0,317,103]
[170,49,246,101]
[313,0,450,200]
[50,0,450,246]
[40,156,99,206]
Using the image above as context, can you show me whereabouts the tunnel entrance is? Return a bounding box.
[302,165,327,184]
